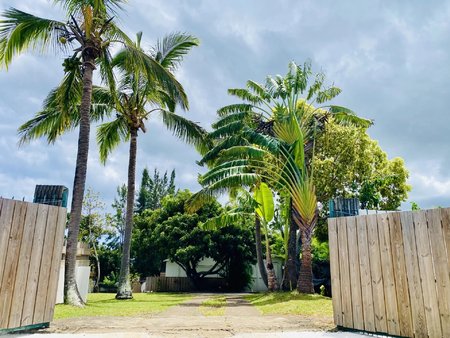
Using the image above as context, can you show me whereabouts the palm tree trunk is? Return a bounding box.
[282,205,298,290]
[116,127,138,299]
[255,217,268,287]
[262,224,278,292]
[297,229,314,293]
[64,56,96,306]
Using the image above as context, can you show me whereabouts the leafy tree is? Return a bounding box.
[136,168,176,213]
[79,188,112,292]
[313,120,410,210]
[134,190,255,290]
[97,33,205,299]
[111,184,127,248]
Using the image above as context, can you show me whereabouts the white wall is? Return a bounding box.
[56,258,90,304]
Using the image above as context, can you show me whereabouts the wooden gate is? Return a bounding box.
[0,198,66,332]
[328,208,450,338]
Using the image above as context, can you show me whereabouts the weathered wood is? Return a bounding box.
[44,206,66,322]
[345,216,364,330]
[413,210,442,338]
[0,201,27,328]
[388,212,413,337]
[8,203,38,328]
[337,217,353,328]
[377,213,399,335]
[0,199,15,292]
[33,205,59,324]
[401,211,428,338]
[426,209,450,337]
[366,214,387,333]
[441,208,450,274]
[356,215,375,333]
[21,204,49,326]
[328,217,342,326]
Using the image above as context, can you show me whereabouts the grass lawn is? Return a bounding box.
[54,293,192,319]
[199,296,227,316]
[244,292,333,317]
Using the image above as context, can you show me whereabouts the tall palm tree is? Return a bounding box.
[96,32,206,299]
[192,61,372,293]
[0,0,131,306]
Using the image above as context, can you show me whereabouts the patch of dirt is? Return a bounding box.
[47,293,334,337]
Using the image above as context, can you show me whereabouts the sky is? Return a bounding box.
[0,0,449,211]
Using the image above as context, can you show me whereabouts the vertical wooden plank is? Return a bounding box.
[21,204,49,326]
[377,213,400,335]
[346,216,364,330]
[337,217,353,328]
[388,212,413,337]
[0,199,15,292]
[33,205,59,324]
[356,216,376,333]
[366,214,387,333]
[441,208,450,271]
[0,201,27,328]
[413,210,442,338]
[43,206,67,322]
[328,217,342,326]
[8,203,39,328]
[427,209,450,337]
[401,211,428,338]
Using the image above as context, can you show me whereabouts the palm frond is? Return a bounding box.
[316,86,341,104]
[198,135,248,166]
[217,103,254,117]
[0,8,67,67]
[97,116,129,164]
[227,88,263,105]
[159,109,209,153]
[328,105,373,128]
[153,32,199,71]
[211,111,253,129]
[200,212,252,231]
[209,121,245,139]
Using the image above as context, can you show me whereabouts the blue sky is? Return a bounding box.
[0,0,449,210]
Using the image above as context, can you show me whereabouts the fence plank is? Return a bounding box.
[413,210,442,338]
[377,213,399,335]
[8,203,38,328]
[21,204,49,326]
[44,206,66,322]
[345,216,364,330]
[366,214,387,333]
[356,216,375,333]
[0,199,15,292]
[337,217,353,328]
[427,209,450,337]
[441,208,450,273]
[0,201,27,328]
[401,211,428,338]
[388,212,413,337]
[328,217,342,326]
[33,205,59,324]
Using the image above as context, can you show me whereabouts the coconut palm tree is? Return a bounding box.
[191,61,372,293]
[96,32,206,299]
[2,1,194,306]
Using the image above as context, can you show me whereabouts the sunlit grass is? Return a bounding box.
[244,291,333,316]
[54,293,192,319]
[199,296,227,316]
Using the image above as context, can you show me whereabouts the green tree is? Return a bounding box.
[313,120,410,210]
[80,188,112,292]
[97,32,205,299]
[136,168,176,213]
[111,184,127,248]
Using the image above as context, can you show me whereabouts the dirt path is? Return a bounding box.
[47,293,334,337]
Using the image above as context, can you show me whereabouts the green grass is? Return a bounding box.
[199,296,227,316]
[244,292,333,317]
[54,293,192,319]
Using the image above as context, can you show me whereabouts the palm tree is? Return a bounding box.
[96,32,206,299]
[0,0,131,306]
[192,61,372,293]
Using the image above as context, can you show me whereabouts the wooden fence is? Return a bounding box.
[328,208,450,338]
[0,198,66,331]
[146,276,193,292]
